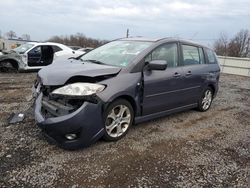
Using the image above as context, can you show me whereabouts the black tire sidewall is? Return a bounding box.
[1,60,18,73]
[103,99,134,141]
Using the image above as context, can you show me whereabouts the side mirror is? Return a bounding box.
[147,60,167,71]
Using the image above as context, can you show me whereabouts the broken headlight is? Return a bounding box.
[52,83,105,97]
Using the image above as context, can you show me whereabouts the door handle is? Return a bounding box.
[186,71,192,76]
[173,72,181,77]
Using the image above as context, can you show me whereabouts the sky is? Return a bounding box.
[0,0,249,46]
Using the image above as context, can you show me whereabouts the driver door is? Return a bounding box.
[142,43,186,115]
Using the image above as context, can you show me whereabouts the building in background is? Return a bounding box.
[0,38,36,52]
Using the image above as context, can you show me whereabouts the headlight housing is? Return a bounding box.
[52,83,105,96]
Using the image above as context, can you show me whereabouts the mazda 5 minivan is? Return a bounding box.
[33,37,220,149]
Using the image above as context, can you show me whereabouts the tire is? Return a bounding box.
[0,60,18,73]
[197,87,213,112]
[103,99,134,141]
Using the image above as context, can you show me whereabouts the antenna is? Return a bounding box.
[126,29,129,38]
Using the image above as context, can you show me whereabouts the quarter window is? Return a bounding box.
[182,45,201,65]
[145,43,178,68]
[52,46,62,53]
[205,49,217,64]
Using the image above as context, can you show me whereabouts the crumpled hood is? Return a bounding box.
[0,51,21,61]
[38,60,121,85]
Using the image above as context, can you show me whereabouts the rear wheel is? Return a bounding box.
[103,99,134,141]
[198,87,213,112]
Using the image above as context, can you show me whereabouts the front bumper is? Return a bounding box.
[35,93,105,149]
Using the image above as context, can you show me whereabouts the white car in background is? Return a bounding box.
[0,42,83,72]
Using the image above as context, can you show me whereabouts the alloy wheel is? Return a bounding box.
[201,90,212,110]
[105,105,131,138]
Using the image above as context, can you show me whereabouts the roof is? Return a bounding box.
[25,42,72,50]
[118,37,209,49]
[120,37,166,42]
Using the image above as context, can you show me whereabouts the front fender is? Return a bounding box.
[97,72,142,115]
[0,54,24,69]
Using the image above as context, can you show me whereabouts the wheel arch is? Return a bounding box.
[207,84,215,97]
[0,58,19,70]
[105,94,137,115]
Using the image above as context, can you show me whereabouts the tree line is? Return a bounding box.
[214,29,250,57]
[47,33,108,48]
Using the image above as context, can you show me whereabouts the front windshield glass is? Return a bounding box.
[80,40,152,67]
[13,43,34,54]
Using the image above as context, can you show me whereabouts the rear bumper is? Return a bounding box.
[35,93,105,149]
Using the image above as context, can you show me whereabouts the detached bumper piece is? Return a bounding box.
[34,93,105,150]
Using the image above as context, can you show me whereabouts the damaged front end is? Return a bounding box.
[33,62,122,149]
[33,73,118,149]
[39,84,100,119]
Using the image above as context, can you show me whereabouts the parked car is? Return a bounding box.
[77,47,94,53]
[69,46,82,50]
[33,37,220,149]
[0,42,83,72]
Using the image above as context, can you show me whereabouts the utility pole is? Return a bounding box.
[126,29,129,38]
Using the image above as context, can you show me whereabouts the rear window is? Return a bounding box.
[205,49,217,64]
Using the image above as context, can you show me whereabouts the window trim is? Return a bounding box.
[198,47,205,65]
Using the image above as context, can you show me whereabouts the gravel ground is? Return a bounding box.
[0,72,249,188]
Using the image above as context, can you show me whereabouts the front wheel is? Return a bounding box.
[197,87,213,112]
[103,99,134,141]
[0,61,18,73]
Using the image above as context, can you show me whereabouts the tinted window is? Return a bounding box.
[52,46,62,53]
[182,45,202,65]
[145,43,178,68]
[28,46,41,55]
[206,49,217,64]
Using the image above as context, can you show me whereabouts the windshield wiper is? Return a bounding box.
[82,59,106,65]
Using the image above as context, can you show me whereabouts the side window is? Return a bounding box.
[28,46,41,55]
[182,45,201,65]
[205,49,217,64]
[52,46,62,53]
[145,43,178,68]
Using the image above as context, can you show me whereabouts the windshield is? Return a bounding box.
[13,43,35,54]
[80,40,152,67]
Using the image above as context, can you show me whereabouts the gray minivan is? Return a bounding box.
[34,37,220,149]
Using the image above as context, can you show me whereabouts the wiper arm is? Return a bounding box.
[82,59,106,65]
